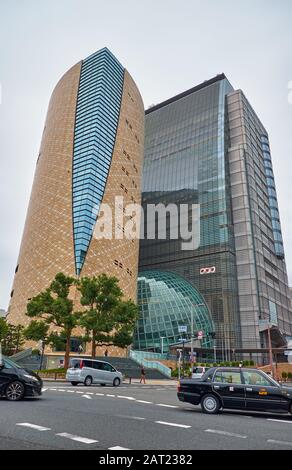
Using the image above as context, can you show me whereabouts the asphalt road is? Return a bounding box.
[1,381,292,450]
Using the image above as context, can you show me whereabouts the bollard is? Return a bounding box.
[129,376,132,384]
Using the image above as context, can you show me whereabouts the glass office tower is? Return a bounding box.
[140,74,292,352]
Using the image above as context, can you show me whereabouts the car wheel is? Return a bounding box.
[201,394,220,414]
[113,378,120,387]
[6,381,25,401]
[84,376,93,386]
[71,382,78,386]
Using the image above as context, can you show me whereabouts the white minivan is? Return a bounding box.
[66,358,123,387]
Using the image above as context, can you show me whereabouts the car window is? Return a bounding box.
[193,367,203,373]
[3,357,22,369]
[214,371,242,384]
[242,371,274,386]
[83,360,93,368]
[102,363,115,372]
[92,361,103,370]
[70,359,81,369]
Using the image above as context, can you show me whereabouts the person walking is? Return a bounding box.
[140,366,146,384]
[104,349,108,357]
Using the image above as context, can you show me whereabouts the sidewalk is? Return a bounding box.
[42,377,177,386]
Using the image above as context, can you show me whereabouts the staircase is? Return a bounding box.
[11,348,44,371]
[93,356,169,380]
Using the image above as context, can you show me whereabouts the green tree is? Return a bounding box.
[0,320,25,356]
[26,272,80,368]
[78,274,138,357]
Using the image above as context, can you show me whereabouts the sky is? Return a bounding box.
[0,0,292,310]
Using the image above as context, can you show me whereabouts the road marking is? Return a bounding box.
[205,429,247,439]
[56,432,98,444]
[268,439,292,447]
[155,421,191,429]
[16,423,51,431]
[117,396,136,400]
[50,388,57,391]
[57,389,66,392]
[108,446,130,450]
[96,393,104,396]
[42,388,47,392]
[66,390,75,393]
[82,394,92,399]
[267,419,292,424]
[86,392,94,395]
[156,404,178,408]
[106,394,116,397]
[136,400,153,404]
[76,391,84,394]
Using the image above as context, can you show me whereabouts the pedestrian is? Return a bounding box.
[104,349,108,357]
[140,366,146,384]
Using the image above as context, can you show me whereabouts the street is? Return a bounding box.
[1,381,292,450]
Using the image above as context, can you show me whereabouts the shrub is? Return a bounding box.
[287,372,292,380]
[282,371,288,381]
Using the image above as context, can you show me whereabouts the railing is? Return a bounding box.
[130,350,172,378]
[10,348,32,361]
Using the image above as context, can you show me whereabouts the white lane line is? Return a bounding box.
[86,392,94,395]
[156,404,178,408]
[50,388,57,391]
[42,388,48,392]
[82,394,92,400]
[76,391,84,394]
[96,393,104,396]
[57,389,66,392]
[136,400,153,404]
[66,390,75,393]
[16,423,51,431]
[106,394,116,397]
[205,429,247,439]
[108,446,130,450]
[267,419,292,424]
[117,396,136,400]
[155,421,191,429]
[268,439,292,447]
[56,432,98,444]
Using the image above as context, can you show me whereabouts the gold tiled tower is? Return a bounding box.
[8,48,144,355]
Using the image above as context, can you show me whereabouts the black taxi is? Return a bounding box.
[177,367,292,415]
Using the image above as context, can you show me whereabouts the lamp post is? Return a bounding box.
[190,304,205,364]
[266,320,276,378]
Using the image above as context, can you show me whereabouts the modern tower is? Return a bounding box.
[139,74,292,353]
[8,48,144,349]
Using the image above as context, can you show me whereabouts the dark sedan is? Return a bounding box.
[178,367,292,415]
[0,357,42,401]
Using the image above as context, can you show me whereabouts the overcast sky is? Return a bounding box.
[1,0,292,310]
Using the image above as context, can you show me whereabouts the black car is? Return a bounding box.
[178,367,292,415]
[0,357,42,401]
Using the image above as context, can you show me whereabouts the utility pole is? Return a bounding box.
[267,321,275,378]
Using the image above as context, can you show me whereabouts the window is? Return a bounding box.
[102,363,115,372]
[83,360,93,368]
[92,361,103,370]
[214,371,242,384]
[242,371,273,386]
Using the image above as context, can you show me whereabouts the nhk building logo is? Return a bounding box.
[200,266,216,275]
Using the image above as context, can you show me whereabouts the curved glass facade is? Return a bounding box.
[72,48,125,275]
[133,270,214,352]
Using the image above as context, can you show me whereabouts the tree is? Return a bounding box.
[0,319,25,356]
[26,272,80,369]
[78,274,138,357]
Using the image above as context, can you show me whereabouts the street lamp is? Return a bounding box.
[190,304,205,364]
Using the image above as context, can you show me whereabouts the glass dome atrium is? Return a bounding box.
[133,270,214,352]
